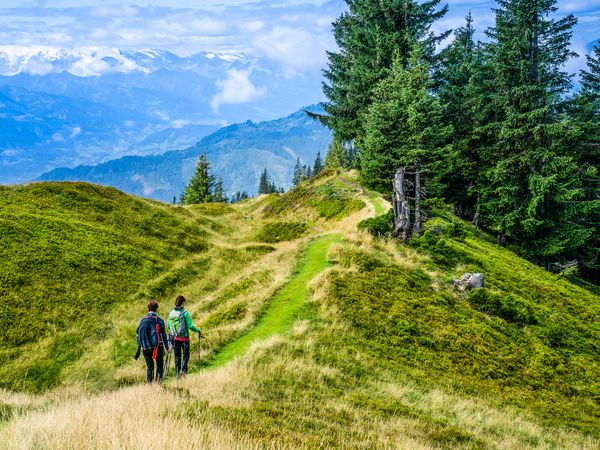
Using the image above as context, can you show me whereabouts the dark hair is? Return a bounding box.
[147,300,159,312]
[175,295,186,307]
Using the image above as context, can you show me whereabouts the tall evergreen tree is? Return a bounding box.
[325,139,349,169]
[479,0,591,262]
[362,46,452,194]
[182,154,214,205]
[305,165,313,179]
[321,0,449,144]
[292,157,303,186]
[567,44,600,279]
[258,168,271,195]
[213,177,227,203]
[437,13,483,218]
[313,152,323,175]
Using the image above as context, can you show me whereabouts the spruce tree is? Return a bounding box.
[479,0,590,262]
[362,46,452,194]
[325,139,349,169]
[313,152,323,175]
[567,44,600,280]
[437,13,483,218]
[213,177,227,203]
[182,154,215,205]
[258,168,270,195]
[292,158,303,186]
[322,0,449,143]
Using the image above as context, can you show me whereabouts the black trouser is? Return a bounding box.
[174,339,190,376]
[142,346,165,383]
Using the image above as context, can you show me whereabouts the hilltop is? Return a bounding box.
[0,172,598,449]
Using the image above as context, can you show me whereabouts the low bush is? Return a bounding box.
[203,303,247,328]
[256,222,307,243]
[358,210,393,237]
[467,288,538,326]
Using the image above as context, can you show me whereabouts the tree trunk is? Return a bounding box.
[393,167,410,241]
[413,168,421,236]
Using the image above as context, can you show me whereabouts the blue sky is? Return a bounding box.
[0,0,598,78]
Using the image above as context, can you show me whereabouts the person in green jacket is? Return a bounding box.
[167,295,202,378]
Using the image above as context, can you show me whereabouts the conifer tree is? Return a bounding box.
[322,0,449,143]
[292,158,303,186]
[306,165,313,179]
[479,0,590,262]
[258,168,270,195]
[437,13,483,218]
[182,154,214,205]
[361,46,452,194]
[325,139,349,169]
[313,152,323,175]
[567,44,600,279]
[213,177,227,203]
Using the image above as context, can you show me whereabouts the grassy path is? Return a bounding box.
[208,233,341,367]
[368,191,386,217]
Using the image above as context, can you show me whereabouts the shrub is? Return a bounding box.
[190,203,233,216]
[358,210,393,237]
[467,288,538,326]
[256,222,307,243]
[203,303,247,328]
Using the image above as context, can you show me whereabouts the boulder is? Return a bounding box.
[453,273,484,291]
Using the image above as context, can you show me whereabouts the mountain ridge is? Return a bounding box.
[38,105,331,200]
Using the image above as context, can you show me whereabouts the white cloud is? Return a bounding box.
[252,26,333,77]
[23,59,53,75]
[70,126,82,139]
[171,119,190,128]
[211,68,266,111]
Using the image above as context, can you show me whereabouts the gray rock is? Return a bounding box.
[453,273,484,291]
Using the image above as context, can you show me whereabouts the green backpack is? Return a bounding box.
[167,309,187,337]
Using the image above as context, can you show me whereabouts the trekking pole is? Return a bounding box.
[165,338,172,377]
[197,333,202,369]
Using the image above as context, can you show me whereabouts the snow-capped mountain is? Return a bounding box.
[0,46,245,77]
[0,47,326,185]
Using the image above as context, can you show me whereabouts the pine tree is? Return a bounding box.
[213,177,227,203]
[292,158,303,186]
[313,152,323,175]
[567,44,600,280]
[306,165,313,179]
[325,139,349,169]
[321,0,449,143]
[258,168,270,195]
[361,46,452,194]
[182,154,215,204]
[436,13,483,218]
[172,195,177,205]
[479,0,590,262]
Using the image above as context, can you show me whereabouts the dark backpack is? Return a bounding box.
[137,315,160,350]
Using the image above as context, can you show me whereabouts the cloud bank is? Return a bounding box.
[0,0,597,81]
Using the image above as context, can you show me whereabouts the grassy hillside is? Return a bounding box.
[0,172,598,449]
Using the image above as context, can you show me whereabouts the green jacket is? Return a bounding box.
[170,306,201,338]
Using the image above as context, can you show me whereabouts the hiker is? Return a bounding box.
[168,295,202,378]
[135,300,170,383]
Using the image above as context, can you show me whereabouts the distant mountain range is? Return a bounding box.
[38,106,331,202]
[0,47,325,184]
